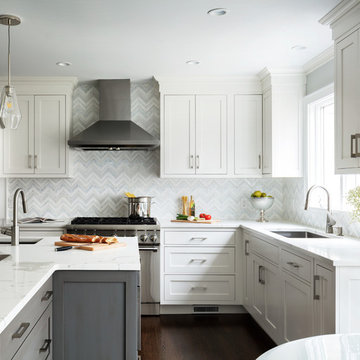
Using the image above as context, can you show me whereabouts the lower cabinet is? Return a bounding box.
[283,272,313,342]
[0,277,53,360]
[243,230,335,345]
[53,270,139,360]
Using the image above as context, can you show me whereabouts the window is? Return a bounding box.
[307,90,360,211]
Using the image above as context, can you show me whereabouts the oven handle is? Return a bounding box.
[139,247,159,252]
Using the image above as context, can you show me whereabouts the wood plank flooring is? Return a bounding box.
[140,314,276,360]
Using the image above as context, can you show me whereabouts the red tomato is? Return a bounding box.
[205,214,212,220]
[199,213,206,218]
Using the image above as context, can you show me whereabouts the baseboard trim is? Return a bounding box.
[160,305,247,315]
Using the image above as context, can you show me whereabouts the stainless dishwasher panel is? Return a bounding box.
[139,245,160,315]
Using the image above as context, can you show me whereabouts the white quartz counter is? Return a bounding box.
[158,218,243,228]
[0,236,140,334]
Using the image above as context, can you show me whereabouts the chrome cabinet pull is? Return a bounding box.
[190,155,194,169]
[41,290,53,302]
[245,240,250,256]
[12,322,30,339]
[258,154,261,169]
[139,247,158,252]
[191,286,207,291]
[190,237,207,242]
[34,154,38,169]
[196,155,200,169]
[351,134,360,158]
[39,339,51,352]
[287,261,301,269]
[28,155,32,169]
[314,275,320,300]
[190,258,207,263]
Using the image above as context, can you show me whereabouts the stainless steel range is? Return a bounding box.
[66,217,160,315]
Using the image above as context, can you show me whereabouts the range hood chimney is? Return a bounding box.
[68,79,160,151]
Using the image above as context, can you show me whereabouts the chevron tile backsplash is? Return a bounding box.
[7,80,285,221]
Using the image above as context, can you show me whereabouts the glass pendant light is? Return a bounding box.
[0,15,21,130]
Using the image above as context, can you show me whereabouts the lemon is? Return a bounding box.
[253,191,262,198]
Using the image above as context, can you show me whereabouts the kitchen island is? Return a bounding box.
[0,237,140,360]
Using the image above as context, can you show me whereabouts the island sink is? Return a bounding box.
[271,230,328,239]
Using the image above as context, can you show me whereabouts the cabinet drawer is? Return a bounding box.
[164,231,235,246]
[164,247,235,274]
[164,275,235,302]
[281,249,311,282]
[12,303,52,360]
[249,235,279,264]
[0,277,53,360]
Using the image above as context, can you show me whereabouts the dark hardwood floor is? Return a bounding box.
[140,314,276,360]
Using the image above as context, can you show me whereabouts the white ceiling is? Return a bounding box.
[0,0,339,81]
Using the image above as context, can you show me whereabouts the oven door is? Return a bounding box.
[139,245,160,315]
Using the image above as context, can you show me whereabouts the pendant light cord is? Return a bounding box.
[7,19,11,87]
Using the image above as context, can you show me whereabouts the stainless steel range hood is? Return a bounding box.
[68,79,160,151]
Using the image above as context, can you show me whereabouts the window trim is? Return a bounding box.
[303,83,334,202]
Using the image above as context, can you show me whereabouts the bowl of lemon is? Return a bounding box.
[250,191,274,222]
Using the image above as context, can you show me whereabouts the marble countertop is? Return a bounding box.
[0,236,140,334]
[158,218,243,228]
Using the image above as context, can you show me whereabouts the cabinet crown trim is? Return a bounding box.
[320,0,360,26]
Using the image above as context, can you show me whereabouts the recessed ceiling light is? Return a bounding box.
[207,8,228,16]
[186,60,200,65]
[56,61,72,67]
[291,45,307,51]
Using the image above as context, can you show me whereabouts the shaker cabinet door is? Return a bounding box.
[335,29,360,171]
[3,95,34,174]
[234,94,262,175]
[195,95,227,175]
[34,95,66,174]
[163,95,196,175]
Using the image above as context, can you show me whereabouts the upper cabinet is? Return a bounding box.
[259,69,305,177]
[0,77,77,178]
[158,78,264,178]
[320,1,360,174]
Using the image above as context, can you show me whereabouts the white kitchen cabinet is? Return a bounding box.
[321,1,360,173]
[283,272,313,342]
[161,228,240,307]
[0,77,76,178]
[234,95,262,176]
[314,263,335,335]
[335,29,360,172]
[259,69,305,177]
[163,94,227,176]
[163,95,195,175]
[195,95,227,175]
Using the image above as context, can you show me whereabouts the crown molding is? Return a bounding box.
[320,0,360,25]
[302,47,334,75]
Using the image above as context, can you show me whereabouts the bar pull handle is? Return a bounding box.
[196,155,200,169]
[39,339,52,352]
[258,154,261,169]
[351,134,360,158]
[191,286,207,291]
[259,265,265,285]
[34,154,38,169]
[28,155,32,169]
[190,237,207,242]
[245,240,250,256]
[314,275,320,300]
[12,322,30,339]
[41,290,53,302]
[190,258,207,263]
[190,155,194,169]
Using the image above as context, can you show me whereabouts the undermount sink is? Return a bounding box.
[0,237,42,244]
[271,230,328,239]
[0,254,10,261]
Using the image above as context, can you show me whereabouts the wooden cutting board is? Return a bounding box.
[54,241,127,251]
[171,219,221,224]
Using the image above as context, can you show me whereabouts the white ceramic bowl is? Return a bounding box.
[250,196,274,211]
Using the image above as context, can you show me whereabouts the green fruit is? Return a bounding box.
[253,191,262,198]
[261,193,267,197]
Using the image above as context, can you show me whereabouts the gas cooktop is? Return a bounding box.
[71,217,158,226]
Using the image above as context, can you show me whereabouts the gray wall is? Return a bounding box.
[306,59,334,95]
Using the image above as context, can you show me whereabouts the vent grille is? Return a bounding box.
[193,306,219,313]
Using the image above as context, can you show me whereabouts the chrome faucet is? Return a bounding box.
[304,185,336,234]
[11,188,27,246]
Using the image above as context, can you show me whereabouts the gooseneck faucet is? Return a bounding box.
[11,188,27,246]
[304,185,336,234]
